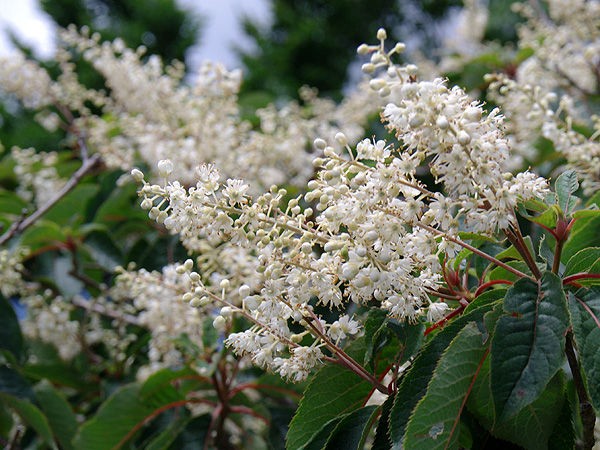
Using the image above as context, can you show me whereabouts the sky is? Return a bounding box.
[0,0,270,70]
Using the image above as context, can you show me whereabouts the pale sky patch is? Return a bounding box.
[0,0,270,71]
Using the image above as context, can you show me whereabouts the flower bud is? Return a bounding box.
[376,28,387,40]
[130,168,144,182]
[140,198,153,210]
[213,315,226,331]
[457,131,471,145]
[334,132,348,146]
[369,78,387,90]
[356,43,370,55]
[313,138,327,150]
[157,159,173,178]
[361,63,376,74]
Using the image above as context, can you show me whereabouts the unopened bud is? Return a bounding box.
[356,43,370,55]
[313,138,327,150]
[130,168,144,182]
[335,132,348,146]
[213,315,226,330]
[157,159,173,178]
[361,63,376,74]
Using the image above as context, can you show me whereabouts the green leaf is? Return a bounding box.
[168,414,211,449]
[324,405,379,450]
[488,260,531,283]
[35,380,78,450]
[363,310,423,372]
[0,365,35,401]
[563,215,600,262]
[0,394,57,448]
[82,230,123,271]
[388,292,501,449]
[19,220,67,251]
[555,170,579,215]
[548,386,575,450]
[564,248,600,279]
[495,236,535,262]
[572,208,600,219]
[298,417,343,450]
[372,394,394,450]
[140,367,197,405]
[286,338,373,450]
[386,320,424,366]
[42,183,99,226]
[468,358,566,450]
[145,415,192,450]
[491,272,569,420]
[403,322,489,450]
[73,382,186,450]
[22,363,88,390]
[567,287,600,413]
[93,182,148,225]
[586,191,600,208]
[517,203,559,228]
[0,401,14,439]
[0,295,23,361]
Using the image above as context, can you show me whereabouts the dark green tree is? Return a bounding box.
[40,0,201,64]
[237,0,460,101]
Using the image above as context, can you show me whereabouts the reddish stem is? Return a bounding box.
[425,305,467,336]
[229,405,270,424]
[112,398,203,450]
[474,279,513,297]
[563,273,600,286]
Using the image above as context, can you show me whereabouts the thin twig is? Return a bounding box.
[71,295,141,326]
[0,153,101,246]
[416,222,534,280]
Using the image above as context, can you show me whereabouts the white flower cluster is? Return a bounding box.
[110,264,206,377]
[486,0,600,193]
[20,290,133,362]
[361,32,549,232]
[11,147,64,207]
[0,53,53,109]
[130,28,552,381]
[52,27,380,191]
[0,248,28,298]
